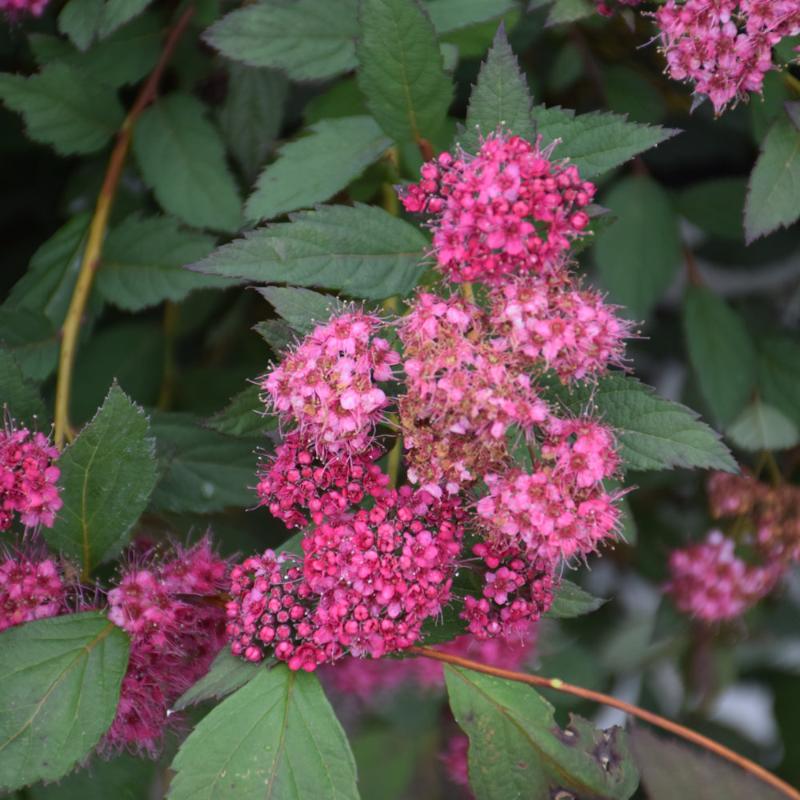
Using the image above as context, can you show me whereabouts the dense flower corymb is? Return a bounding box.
[399,133,596,283]
[0,551,66,632]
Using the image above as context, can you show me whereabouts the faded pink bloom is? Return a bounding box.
[0,422,62,531]
[441,734,471,789]
[399,133,595,283]
[0,551,66,631]
[0,0,49,18]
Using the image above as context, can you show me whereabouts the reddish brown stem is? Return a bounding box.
[409,646,800,800]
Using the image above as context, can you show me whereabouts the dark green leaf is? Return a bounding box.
[0,347,45,424]
[245,116,391,221]
[172,649,263,712]
[0,308,60,382]
[149,413,259,514]
[219,63,288,181]
[133,93,242,233]
[97,0,154,38]
[357,0,452,143]
[257,287,336,334]
[460,24,535,153]
[727,399,799,452]
[206,385,276,438]
[678,178,746,242]
[58,0,103,51]
[444,665,638,800]
[97,214,231,312]
[193,204,426,300]
[595,175,682,318]
[757,336,800,427]
[744,114,800,243]
[683,286,756,426]
[546,0,594,25]
[43,386,158,574]
[254,319,296,354]
[0,613,130,792]
[424,0,515,33]
[547,580,606,618]
[631,727,785,800]
[554,375,737,473]
[168,665,359,800]
[204,0,360,82]
[0,63,124,155]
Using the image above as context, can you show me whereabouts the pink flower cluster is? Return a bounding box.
[262,310,399,455]
[665,530,782,621]
[0,551,66,632]
[0,422,62,531]
[256,431,388,529]
[399,134,596,283]
[0,0,49,18]
[104,538,228,755]
[227,487,464,670]
[655,0,800,114]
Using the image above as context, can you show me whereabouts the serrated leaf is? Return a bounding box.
[0,613,130,792]
[554,375,737,473]
[534,105,678,178]
[97,0,154,38]
[547,580,606,618]
[133,93,242,233]
[193,204,426,300]
[683,286,756,426]
[6,214,90,325]
[206,385,277,438]
[149,413,259,514]
[43,386,158,574]
[727,399,799,452]
[246,116,391,221]
[0,347,45,424]
[255,319,296,354]
[631,727,785,800]
[357,0,452,144]
[424,0,516,33]
[460,24,535,153]
[0,308,59,382]
[757,336,800,427]
[444,665,639,800]
[0,63,124,155]
[595,175,681,318]
[219,63,288,181]
[204,0,360,82]
[96,214,231,312]
[744,114,800,243]
[258,287,336,334]
[58,0,104,51]
[168,665,359,800]
[172,649,263,712]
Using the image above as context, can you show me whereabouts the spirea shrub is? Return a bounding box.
[1,1,799,798]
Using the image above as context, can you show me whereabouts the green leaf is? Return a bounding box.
[246,116,391,221]
[168,665,359,800]
[206,385,276,438]
[97,0,154,38]
[744,114,800,243]
[727,399,799,452]
[460,24,535,153]
[0,308,60,382]
[553,375,737,473]
[631,727,785,800]
[204,0,360,82]
[678,178,747,242]
[219,63,288,181]
[424,0,515,33]
[254,319,296,354]
[193,204,426,300]
[58,0,104,51]
[444,665,639,800]
[547,580,606,618]
[149,413,259,514]
[133,93,242,233]
[0,62,124,155]
[534,106,678,178]
[6,214,90,325]
[595,175,682,318]
[357,0,452,143]
[172,649,263,712]
[258,287,336,334]
[43,386,158,574]
[0,347,45,424]
[96,214,231,312]
[0,612,130,792]
[683,286,756,426]
[757,336,800,427]
[546,0,594,25]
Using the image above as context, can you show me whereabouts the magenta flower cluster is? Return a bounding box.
[0,550,65,632]
[234,132,631,672]
[0,422,62,532]
[0,0,49,18]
